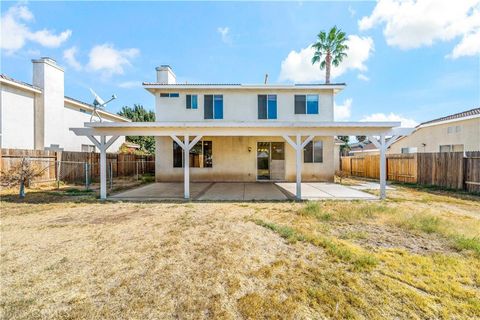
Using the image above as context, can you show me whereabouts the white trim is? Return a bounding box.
[143,84,346,90]
[85,121,400,128]
[0,78,42,94]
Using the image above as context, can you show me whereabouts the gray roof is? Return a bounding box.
[142,82,346,86]
[419,107,480,127]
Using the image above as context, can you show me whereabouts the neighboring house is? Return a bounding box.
[349,139,379,155]
[388,108,480,154]
[0,57,129,152]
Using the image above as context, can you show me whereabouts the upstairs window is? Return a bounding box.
[204,95,223,119]
[186,94,198,109]
[304,140,323,163]
[295,94,319,114]
[258,95,277,119]
[160,93,179,98]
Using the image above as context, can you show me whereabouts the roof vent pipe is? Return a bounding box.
[264,73,268,84]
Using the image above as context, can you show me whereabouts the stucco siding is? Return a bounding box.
[0,84,35,149]
[388,117,480,153]
[155,89,334,122]
[155,136,335,182]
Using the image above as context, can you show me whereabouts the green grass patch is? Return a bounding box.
[397,214,442,234]
[452,236,480,255]
[254,219,378,270]
[254,219,304,243]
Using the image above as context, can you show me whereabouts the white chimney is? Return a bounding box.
[156,65,176,84]
[32,57,65,150]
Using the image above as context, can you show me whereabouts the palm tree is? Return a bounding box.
[311,26,349,84]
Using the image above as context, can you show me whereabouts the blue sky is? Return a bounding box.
[1,1,479,126]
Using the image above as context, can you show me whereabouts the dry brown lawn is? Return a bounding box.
[1,184,480,319]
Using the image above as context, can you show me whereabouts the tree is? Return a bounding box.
[356,135,367,143]
[118,104,156,154]
[311,26,349,84]
[337,135,351,156]
[0,158,43,198]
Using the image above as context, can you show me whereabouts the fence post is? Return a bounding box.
[84,162,89,190]
[109,162,113,190]
[56,160,60,189]
[136,161,139,181]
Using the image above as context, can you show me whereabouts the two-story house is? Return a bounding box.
[71,65,408,200]
[150,66,341,184]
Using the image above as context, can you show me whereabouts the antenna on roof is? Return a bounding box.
[89,88,116,122]
[264,73,269,84]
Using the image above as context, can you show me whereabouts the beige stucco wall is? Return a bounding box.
[154,89,334,122]
[388,117,480,153]
[155,136,335,182]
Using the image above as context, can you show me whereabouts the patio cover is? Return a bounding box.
[70,121,413,200]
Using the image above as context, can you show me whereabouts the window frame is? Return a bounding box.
[204,94,223,119]
[160,93,180,98]
[173,140,213,168]
[258,94,277,119]
[186,94,198,109]
[294,94,319,115]
[303,140,323,163]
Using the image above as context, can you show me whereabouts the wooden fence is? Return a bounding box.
[341,154,417,183]
[1,148,155,184]
[341,152,480,193]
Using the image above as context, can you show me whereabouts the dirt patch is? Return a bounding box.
[331,222,453,254]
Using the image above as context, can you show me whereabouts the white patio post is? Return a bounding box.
[295,135,302,198]
[368,132,404,200]
[283,134,314,200]
[86,135,119,200]
[100,135,107,200]
[171,134,203,199]
[379,133,386,200]
[184,135,190,199]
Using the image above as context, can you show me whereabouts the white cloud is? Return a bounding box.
[357,74,370,81]
[361,112,418,128]
[279,35,374,82]
[334,98,352,120]
[448,29,480,59]
[358,0,480,58]
[348,5,356,17]
[63,46,82,71]
[86,43,139,76]
[118,81,140,89]
[217,27,231,44]
[0,4,71,54]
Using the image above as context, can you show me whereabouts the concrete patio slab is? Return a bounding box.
[109,182,377,201]
[196,182,245,201]
[308,183,377,199]
[109,182,211,200]
[276,183,334,199]
[276,182,377,200]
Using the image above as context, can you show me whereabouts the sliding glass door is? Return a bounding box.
[257,142,285,181]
